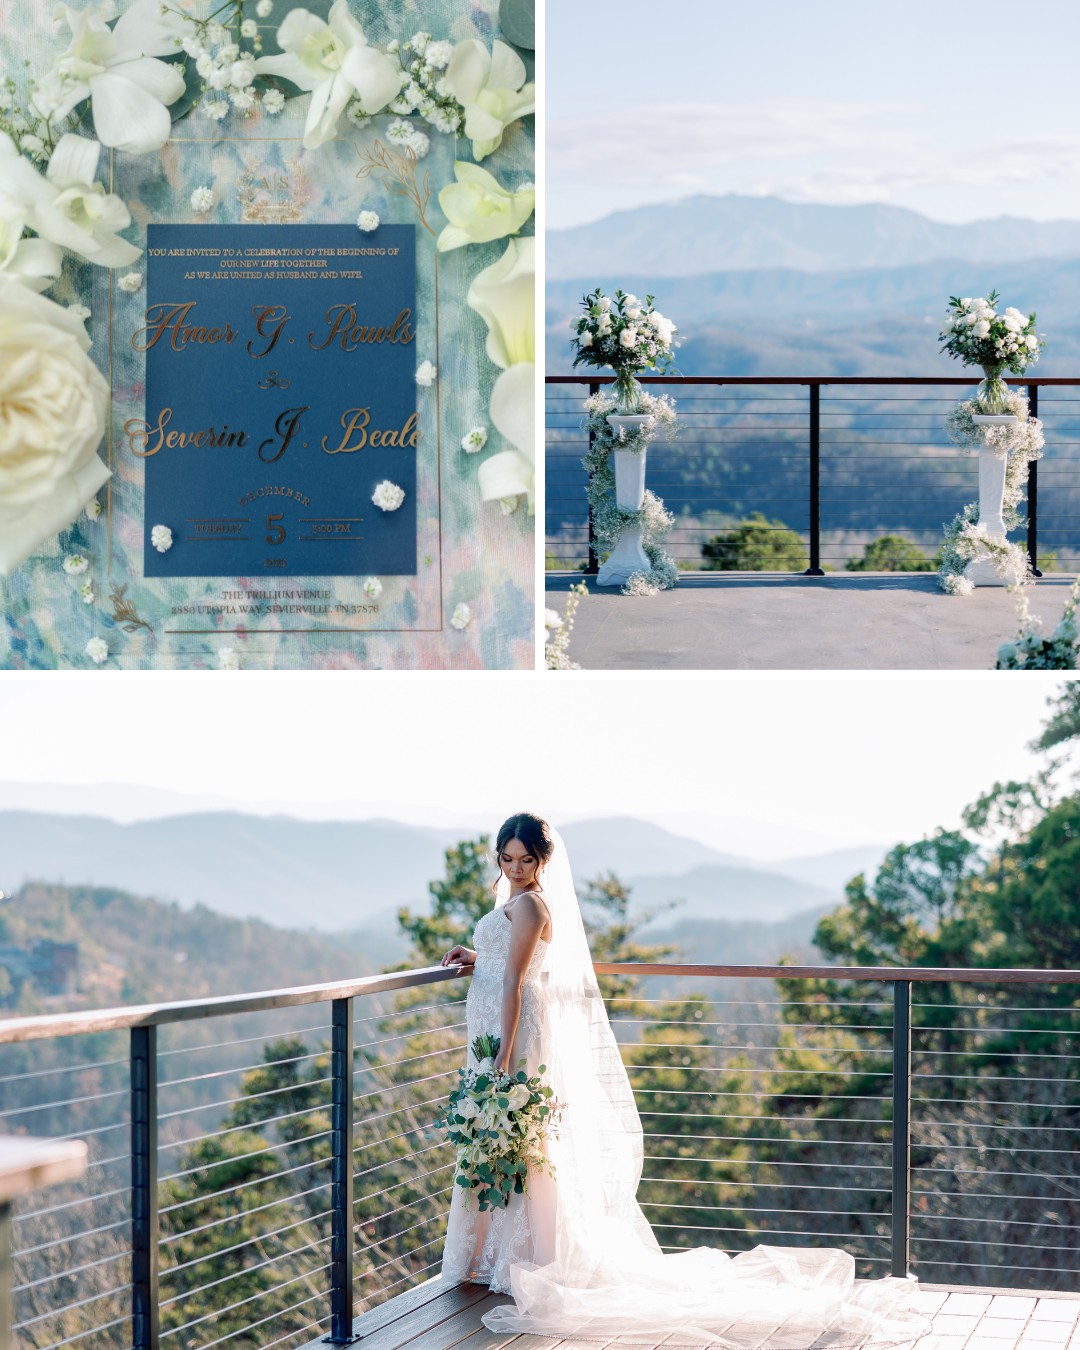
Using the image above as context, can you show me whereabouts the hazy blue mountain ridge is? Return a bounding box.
[547,194,1080,279]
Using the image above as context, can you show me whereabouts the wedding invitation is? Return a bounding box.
[137,224,418,579]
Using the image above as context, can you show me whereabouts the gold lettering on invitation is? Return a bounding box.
[308,304,415,352]
[125,408,250,457]
[322,409,419,455]
[258,407,309,463]
[247,305,291,357]
[132,302,239,352]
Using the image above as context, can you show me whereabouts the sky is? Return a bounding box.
[0,673,1066,862]
[546,0,1080,229]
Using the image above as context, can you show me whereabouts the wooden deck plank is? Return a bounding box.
[297,1279,1080,1350]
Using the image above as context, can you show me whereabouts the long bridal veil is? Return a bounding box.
[481,830,930,1348]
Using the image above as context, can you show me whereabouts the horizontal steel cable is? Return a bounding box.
[159,1262,333,1339]
[159,1232,331,1309]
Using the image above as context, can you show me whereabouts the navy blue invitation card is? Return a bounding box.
[132,224,417,578]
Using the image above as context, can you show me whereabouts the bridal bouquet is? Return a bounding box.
[571,288,677,413]
[440,1034,561,1210]
[939,291,1044,413]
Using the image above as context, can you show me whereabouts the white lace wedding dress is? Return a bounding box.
[441,851,929,1349]
[440,904,557,1292]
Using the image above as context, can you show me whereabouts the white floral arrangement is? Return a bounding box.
[0,0,537,588]
[582,390,680,595]
[571,288,678,413]
[544,582,587,671]
[939,291,1044,413]
[996,579,1080,670]
[439,1034,561,1211]
[937,390,1043,596]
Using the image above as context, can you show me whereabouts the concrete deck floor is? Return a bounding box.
[544,573,1080,671]
[301,1275,1080,1350]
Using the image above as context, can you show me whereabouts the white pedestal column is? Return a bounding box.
[966,418,1021,587]
[597,416,652,587]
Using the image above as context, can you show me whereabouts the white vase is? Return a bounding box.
[597,424,652,587]
[964,441,1020,587]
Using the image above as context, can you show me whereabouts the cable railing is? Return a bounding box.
[2,962,1078,1349]
[545,376,1080,575]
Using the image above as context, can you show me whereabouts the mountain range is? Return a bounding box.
[0,809,885,934]
[545,195,1080,377]
[547,195,1080,280]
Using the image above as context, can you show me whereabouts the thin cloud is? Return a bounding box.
[550,100,1080,210]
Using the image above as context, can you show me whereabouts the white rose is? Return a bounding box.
[579,330,593,348]
[506,1083,531,1110]
[619,328,636,348]
[0,279,110,575]
[457,1098,480,1120]
[543,608,561,628]
[973,320,990,338]
[1025,335,1039,349]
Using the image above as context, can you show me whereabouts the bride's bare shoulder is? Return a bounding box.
[506,890,552,936]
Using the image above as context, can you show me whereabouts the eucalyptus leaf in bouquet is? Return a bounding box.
[439,1034,562,1211]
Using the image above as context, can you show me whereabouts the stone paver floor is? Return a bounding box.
[545,573,1080,670]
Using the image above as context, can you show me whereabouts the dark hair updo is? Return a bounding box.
[493,813,555,895]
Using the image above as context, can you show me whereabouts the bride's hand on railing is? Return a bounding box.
[441,946,476,968]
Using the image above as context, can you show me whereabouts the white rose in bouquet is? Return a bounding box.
[0,278,110,574]
[457,1097,480,1119]
[506,1083,531,1110]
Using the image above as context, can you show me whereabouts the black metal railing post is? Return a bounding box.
[326,997,356,1344]
[805,383,824,575]
[891,980,912,1278]
[1027,383,1042,578]
[586,380,600,574]
[131,1025,159,1350]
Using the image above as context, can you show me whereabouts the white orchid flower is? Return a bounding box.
[436,162,534,252]
[478,362,534,512]
[34,0,187,155]
[0,197,63,292]
[444,39,534,161]
[254,0,400,150]
[0,133,140,268]
[466,235,534,369]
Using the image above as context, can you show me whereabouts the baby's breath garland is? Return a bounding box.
[937,390,1044,596]
[583,390,679,596]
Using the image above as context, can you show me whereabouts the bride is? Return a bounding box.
[440,813,928,1348]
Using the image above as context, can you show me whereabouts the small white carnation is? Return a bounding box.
[229,87,256,110]
[363,576,383,599]
[151,524,173,553]
[217,646,241,670]
[406,127,430,158]
[63,554,89,576]
[80,581,95,604]
[202,98,229,121]
[240,18,257,37]
[356,209,380,232]
[67,302,91,322]
[118,270,143,292]
[190,185,215,213]
[461,426,488,453]
[415,359,437,387]
[450,602,471,629]
[261,87,285,114]
[256,0,272,14]
[85,497,103,521]
[85,637,108,664]
[181,34,203,57]
[230,57,256,88]
[207,22,227,44]
[372,480,406,512]
[195,51,215,77]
